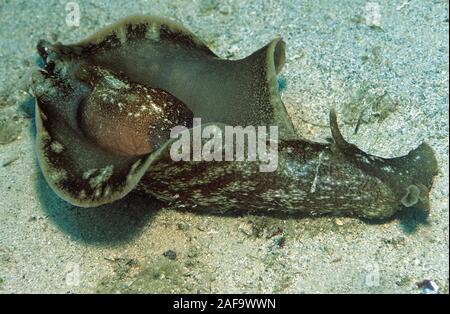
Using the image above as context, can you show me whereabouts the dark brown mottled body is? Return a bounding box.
[137,117,437,219]
[139,140,397,218]
[30,15,439,219]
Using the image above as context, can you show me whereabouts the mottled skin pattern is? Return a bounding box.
[31,15,439,219]
[138,139,399,219]
[136,118,438,220]
[76,64,193,156]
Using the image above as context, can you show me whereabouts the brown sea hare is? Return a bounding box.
[31,15,438,219]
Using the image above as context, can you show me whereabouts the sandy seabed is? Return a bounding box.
[0,0,448,293]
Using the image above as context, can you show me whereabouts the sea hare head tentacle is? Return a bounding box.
[401,184,425,207]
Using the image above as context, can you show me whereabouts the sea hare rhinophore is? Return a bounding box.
[31,15,438,219]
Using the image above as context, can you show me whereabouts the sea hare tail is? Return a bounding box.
[330,109,439,216]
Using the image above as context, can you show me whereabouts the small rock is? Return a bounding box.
[226,45,240,58]
[417,279,439,294]
[177,222,190,231]
[163,250,177,260]
[335,218,344,226]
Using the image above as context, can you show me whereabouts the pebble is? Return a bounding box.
[335,219,344,226]
[163,250,177,260]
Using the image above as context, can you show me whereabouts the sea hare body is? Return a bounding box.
[31,15,438,219]
[138,114,437,219]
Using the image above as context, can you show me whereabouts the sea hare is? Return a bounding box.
[31,15,438,219]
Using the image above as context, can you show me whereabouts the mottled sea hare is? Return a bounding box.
[30,15,438,219]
